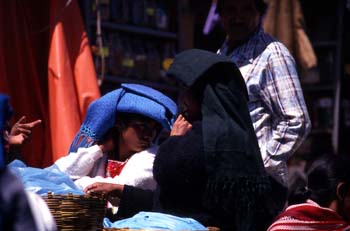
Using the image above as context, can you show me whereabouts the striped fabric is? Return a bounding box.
[267,200,350,231]
[218,27,311,187]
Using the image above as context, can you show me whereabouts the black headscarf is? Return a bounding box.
[167,49,271,230]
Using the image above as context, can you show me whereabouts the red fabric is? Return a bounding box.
[0,1,100,167]
[48,0,100,161]
[0,1,51,167]
[267,201,350,231]
[106,159,128,178]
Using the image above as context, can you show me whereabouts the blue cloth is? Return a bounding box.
[0,94,12,169]
[0,94,83,196]
[69,84,177,153]
[8,159,84,195]
[103,212,208,230]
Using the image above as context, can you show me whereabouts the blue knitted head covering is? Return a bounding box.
[68,84,177,153]
[0,94,13,169]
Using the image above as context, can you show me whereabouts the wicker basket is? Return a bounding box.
[42,192,106,231]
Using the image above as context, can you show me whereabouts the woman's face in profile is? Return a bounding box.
[178,88,201,123]
[120,117,159,154]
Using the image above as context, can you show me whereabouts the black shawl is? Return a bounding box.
[167,49,272,230]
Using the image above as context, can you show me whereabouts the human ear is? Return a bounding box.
[336,182,346,201]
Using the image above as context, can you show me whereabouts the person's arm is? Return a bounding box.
[7,116,41,162]
[170,114,192,136]
[263,51,311,163]
[118,185,154,218]
[9,116,42,147]
[84,183,154,218]
[54,137,114,178]
[54,145,104,178]
[84,182,124,196]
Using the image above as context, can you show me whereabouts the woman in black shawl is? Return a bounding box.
[87,49,276,230]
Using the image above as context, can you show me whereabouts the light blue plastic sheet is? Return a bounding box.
[103,212,208,230]
[8,159,84,195]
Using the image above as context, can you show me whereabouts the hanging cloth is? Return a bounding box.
[263,0,317,70]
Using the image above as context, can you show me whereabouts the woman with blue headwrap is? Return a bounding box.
[5,84,176,228]
[8,84,176,196]
[54,83,177,192]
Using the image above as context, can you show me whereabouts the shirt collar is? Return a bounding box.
[218,26,264,64]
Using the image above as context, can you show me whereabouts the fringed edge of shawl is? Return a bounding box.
[204,175,272,231]
[68,132,97,153]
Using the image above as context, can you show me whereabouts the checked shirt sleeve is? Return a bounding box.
[262,51,311,166]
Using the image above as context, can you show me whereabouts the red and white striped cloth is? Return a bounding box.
[267,200,350,231]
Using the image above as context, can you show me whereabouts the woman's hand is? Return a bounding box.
[98,138,115,153]
[170,114,192,136]
[84,182,124,197]
[9,116,42,146]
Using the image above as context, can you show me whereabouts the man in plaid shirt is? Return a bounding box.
[216,0,311,209]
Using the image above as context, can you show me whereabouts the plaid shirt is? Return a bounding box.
[218,27,311,186]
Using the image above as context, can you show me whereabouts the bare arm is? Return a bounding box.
[84,182,125,198]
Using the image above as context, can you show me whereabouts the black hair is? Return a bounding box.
[216,0,268,16]
[115,112,162,133]
[288,154,350,207]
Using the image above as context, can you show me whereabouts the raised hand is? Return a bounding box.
[9,116,42,146]
[98,138,115,153]
[170,114,192,136]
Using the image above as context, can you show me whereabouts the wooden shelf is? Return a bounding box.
[102,75,179,92]
[91,21,178,40]
[80,1,182,99]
